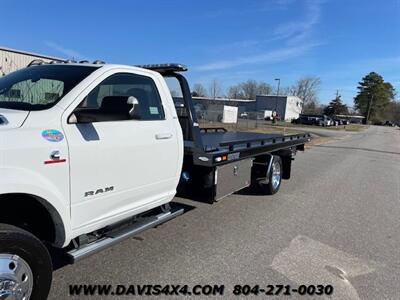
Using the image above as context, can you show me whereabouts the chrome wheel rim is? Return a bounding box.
[271,161,281,190]
[0,254,33,300]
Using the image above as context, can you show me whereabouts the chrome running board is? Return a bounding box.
[67,206,184,263]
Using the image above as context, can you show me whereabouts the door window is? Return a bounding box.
[75,73,165,122]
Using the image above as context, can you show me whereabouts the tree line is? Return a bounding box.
[190,72,398,123]
[192,77,321,112]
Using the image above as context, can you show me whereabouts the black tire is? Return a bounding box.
[259,156,282,195]
[0,223,52,300]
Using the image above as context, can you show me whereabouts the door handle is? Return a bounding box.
[155,133,173,140]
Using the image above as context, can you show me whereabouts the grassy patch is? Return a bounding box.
[340,124,368,132]
[305,136,333,148]
[200,121,302,135]
[200,121,339,147]
[270,122,368,132]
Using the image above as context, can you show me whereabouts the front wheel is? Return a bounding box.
[0,224,53,300]
[259,156,282,195]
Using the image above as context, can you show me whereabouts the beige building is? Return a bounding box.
[0,46,64,76]
[0,47,67,104]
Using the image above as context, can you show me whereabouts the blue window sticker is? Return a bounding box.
[42,129,64,142]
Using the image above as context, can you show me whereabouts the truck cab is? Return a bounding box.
[0,63,185,299]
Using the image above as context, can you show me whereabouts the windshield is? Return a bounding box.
[0,65,99,111]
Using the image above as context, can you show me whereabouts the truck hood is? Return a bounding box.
[0,108,29,129]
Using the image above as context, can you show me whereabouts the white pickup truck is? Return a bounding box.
[0,62,309,299]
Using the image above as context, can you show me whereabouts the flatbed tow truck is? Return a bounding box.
[0,61,310,299]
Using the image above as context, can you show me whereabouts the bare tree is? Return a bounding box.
[279,86,292,96]
[192,83,207,97]
[257,82,272,96]
[227,80,272,99]
[289,76,321,112]
[228,85,244,99]
[208,79,222,99]
[240,80,258,100]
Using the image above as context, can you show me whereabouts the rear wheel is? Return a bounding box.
[0,224,52,300]
[259,156,282,195]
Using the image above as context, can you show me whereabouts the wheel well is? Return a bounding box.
[0,193,61,244]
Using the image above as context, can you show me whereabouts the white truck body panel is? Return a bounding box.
[0,106,72,245]
[0,108,29,129]
[0,64,183,247]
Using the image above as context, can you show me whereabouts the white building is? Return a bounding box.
[255,95,303,121]
[188,95,304,122]
[0,46,64,76]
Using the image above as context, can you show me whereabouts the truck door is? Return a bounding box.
[63,72,181,231]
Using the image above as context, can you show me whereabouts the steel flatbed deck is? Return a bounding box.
[186,128,310,167]
[200,129,310,151]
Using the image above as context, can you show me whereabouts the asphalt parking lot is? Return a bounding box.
[49,125,400,300]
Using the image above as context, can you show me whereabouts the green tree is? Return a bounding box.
[324,94,348,116]
[382,101,400,123]
[354,72,395,122]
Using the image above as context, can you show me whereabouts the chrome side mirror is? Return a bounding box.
[68,112,96,124]
[127,96,140,118]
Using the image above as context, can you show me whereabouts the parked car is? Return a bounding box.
[293,114,334,126]
[263,110,273,120]
[292,115,316,125]
[329,118,340,126]
[316,115,330,127]
[332,118,343,125]
[384,121,395,126]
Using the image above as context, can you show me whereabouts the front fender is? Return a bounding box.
[0,167,71,247]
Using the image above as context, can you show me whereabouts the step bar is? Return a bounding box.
[67,205,184,263]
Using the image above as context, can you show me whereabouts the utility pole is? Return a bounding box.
[274,78,281,124]
[275,78,281,96]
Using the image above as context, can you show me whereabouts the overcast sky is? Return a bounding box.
[1,0,399,105]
